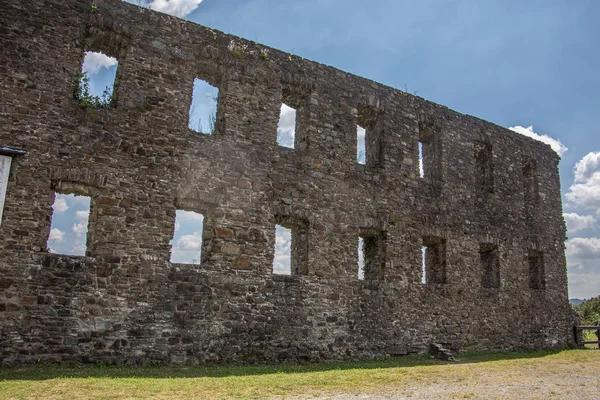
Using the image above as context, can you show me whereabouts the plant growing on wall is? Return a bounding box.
[74,71,113,109]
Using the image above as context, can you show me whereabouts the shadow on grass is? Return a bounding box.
[0,349,572,381]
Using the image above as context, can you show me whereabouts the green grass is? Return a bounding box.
[1,349,598,399]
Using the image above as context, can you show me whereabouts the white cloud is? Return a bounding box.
[131,0,204,18]
[564,213,596,233]
[508,125,567,156]
[573,152,600,182]
[72,222,88,237]
[568,272,600,299]
[52,197,69,213]
[75,210,90,221]
[566,152,600,213]
[277,104,296,148]
[48,228,64,243]
[82,51,118,75]
[566,237,600,263]
[70,243,86,256]
[176,233,203,250]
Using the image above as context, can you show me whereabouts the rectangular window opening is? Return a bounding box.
[421,246,427,284]
[0,155,12,226]
[418,141,424,178]
[480,243,500,289]
[169,210,204,264]
[47,193,91,256]
[474,141,494,194]
[274,224,292,275]
[189,78,219,135]
[422,236,447,284]
[522,157,540,205]
[417,122,441,181]
[274,218,308,276]
[357,106,383,168]
[77,51,118,108]
[277,103,296,149]
[358,230,386,280]
[357,125,366,165]
[528,249,545,290]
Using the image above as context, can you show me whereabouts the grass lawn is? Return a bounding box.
[1,349,598,399]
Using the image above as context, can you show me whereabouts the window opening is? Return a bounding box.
[480,243,500,288]
[357,106,383,168]
[357,125,366,164]
[273,224,292,275]
[0,155,12,226]
[169,210,204,264]
[528,249,545,289]
[358,230,386,280]
[474,141,494,193]
[522,157,540,205]
[188,78,219,134]
[76,51,118,108]
[357,237,365,279]
[422,236,447,284]
[418,141,424,178]
[47,193,91,256]
[421,246,427,284]
[277,103,297,148]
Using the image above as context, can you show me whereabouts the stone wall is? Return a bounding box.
[0,0,574,364]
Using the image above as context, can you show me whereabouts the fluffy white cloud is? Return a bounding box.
[175,233,203,250]
[130,0,204,18]
[82,51,118,75]
[564,213,596,233]
[566,237,600,263]
[277,104,296,148]
[72,222,88,237]
[48,228,64,243]
[52,197,69,213]
[573,152,600,182]
[508,125,567,156]
[70,243,86,256]
[566,152,600,213]
[75,210,90,221]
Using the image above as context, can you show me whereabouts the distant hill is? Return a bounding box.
[570,298,583,305]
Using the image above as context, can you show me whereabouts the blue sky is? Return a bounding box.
[80,0,600,298]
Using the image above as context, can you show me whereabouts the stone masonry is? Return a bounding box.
[0,0,574,364]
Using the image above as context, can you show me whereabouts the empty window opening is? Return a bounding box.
[273,224,292,275]
[358,230,386,280]
[277,103,297,148]
[273,217,309,276]
[188,78,219,134]
[421,246,427,284]
[418,141,424,178]
[422,236,447,284]
[357,237,365,279]
[169,210,204,264]
[0,155,12,226]
[47,193,91,256]
[528,249,545,290]
[357,106,384,168]
[522,157,540,204]
[480,243,500,289]
[357,125,367,164]
[76,51,118,108]
[474,141,494,193]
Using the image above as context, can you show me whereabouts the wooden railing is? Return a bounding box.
[573,326,600,348]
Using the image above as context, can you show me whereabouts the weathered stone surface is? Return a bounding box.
[0,0,573,365]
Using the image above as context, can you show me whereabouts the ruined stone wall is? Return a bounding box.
[0,0,573,364]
